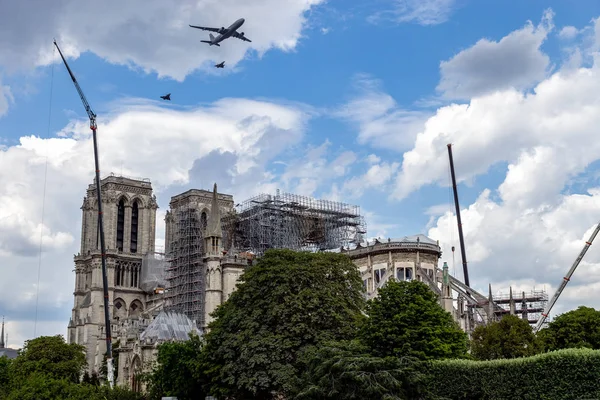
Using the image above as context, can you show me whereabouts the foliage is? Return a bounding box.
[296,340,429,400]
[201,249,366,399]
[0,335,144,400]
[538,306,600,351]
[0,356,11,398]
[3,372,145,400]
[10,335,86,385]
[471,314,541,360]
[426,348,600,400]
[360,280,467,360]
[145,332,206,400]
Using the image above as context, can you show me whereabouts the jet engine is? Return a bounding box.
[240,32,244,36]
[220,27,225,31]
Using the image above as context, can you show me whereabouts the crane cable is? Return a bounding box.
[34,43,55,338]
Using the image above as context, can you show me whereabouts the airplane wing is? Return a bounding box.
[232,31,252,42]
[189,25,221,33]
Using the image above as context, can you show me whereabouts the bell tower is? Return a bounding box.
[68,174,158,375]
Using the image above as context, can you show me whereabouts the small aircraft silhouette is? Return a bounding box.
[215,61,225,68]
[160,93,171,101]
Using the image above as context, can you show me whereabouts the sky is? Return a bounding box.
[2,0,600,348]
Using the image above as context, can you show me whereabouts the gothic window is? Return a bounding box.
[375,268,386,284]
[114,298,127,320]
[396,268,404,281]
[129,300,143,318]
[115,263,121,286]
[116,199,125,251]
[200,211,207,232]
[130,200,139,253]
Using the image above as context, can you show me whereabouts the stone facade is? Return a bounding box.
[69,177,250,388]
[70,177,469,390]
[68,175,159,376]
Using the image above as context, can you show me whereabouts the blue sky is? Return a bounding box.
[3,0,600,346]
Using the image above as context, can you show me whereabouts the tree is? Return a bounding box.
[471,314,540,360]
[1,335,145,400]
[539,306,600,351]
[359,280,467,360]
[145,332,207,400]
[10,335,86,385]
[0,356,12,398]
[201,249,366,399]
[296,340,429,400]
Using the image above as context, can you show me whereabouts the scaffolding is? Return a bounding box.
[222,191,366,255]
[492,289,548,325]
[164,206,207,327]
[140,252,168,294]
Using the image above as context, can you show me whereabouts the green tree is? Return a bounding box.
[0,356,12,398]
[539,306,600,351]
[360,280,467,360]
[10,335,86,385]
[471,314,540,360]
[201,249,366,399]
[145,332,206,400]
[296,340,429,400]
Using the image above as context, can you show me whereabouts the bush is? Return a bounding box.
[426,348,600,399]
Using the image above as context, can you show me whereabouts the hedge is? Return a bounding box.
[426,348,600,400]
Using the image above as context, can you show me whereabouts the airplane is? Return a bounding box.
[160,93,171,101]
[215,61,225,68]
[189,18,252,46]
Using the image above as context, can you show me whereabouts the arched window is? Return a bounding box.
[200,211,207,232]
[116,199,125,251]
[130,201,139,253]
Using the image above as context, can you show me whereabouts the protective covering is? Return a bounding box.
[140,253,168,293]
[139,310,201,342]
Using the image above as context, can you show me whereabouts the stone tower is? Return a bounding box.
[163,185,234,328]
[68,175,158,375]
[204,183,224,328]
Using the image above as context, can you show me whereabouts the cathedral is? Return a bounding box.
[67,175,249,388]
[68,174,527,391]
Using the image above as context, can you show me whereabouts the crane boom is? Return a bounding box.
[53,40,114,388]
[534,220,600,333]
[53,42,97,127]
[447,144,470,287]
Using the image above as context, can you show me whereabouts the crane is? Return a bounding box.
[53,40,114,388]
[447,144,470,287]
[534,220,600,333]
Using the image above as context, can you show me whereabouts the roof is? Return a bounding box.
[0,348,18,359]
[139,311,201,342]
[326,233,439,252]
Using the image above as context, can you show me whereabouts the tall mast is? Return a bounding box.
[53,40,114,388]
[447,144,470,287]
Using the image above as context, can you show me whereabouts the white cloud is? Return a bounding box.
[280,140,357,196]
[437,9,554,100]
[389,15,600,318]
[363,209,398,240]
[342,160,400,199]
[368,0,456,26]
[0,0,324,80]
[0,96,315,347]
[335,74,431,151]
[559,25,579,40]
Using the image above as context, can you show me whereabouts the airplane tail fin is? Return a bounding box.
[209,33,215,41]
